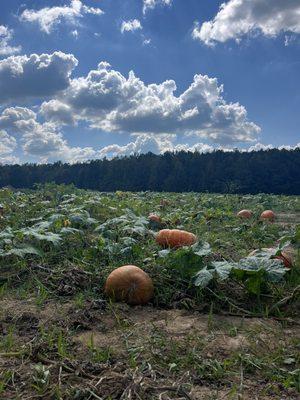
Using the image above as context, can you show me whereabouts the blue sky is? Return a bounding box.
[0,0,299,163]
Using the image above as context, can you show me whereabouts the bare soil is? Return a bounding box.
[0,298,299,399]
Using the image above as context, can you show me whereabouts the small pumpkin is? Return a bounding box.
[104,265,154,305]
[148,214,161,223]
[237,209,253,219]
[260,210,275,221]
[156,229,197,248]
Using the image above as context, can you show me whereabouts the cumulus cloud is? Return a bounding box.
[247,142,300,152]
[143,0,172,14]
[20,0,103,34]
[0,25,21,56]
[0,51,78,105]
[121,19,142,34]
[0,129,18,166]
[0,106,96,163]
[0,107,36,132]
[42,61,260,145]
[0,130,17,155]
[40,100,76,126]
[193,0,300,45]
[98,135,173,159]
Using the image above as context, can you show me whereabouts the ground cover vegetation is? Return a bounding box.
[0,185,299,399]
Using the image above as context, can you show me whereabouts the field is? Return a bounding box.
[0,185,299,399]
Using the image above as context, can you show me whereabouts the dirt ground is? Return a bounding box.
[0,298,299,399]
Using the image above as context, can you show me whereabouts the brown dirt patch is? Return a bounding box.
[0,299,299,399]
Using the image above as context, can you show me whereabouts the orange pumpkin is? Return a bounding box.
[104,265,154,305]
[149,214,161,223]
[237,209,253,219]
[260,210,275,221]
[156,229,197,248]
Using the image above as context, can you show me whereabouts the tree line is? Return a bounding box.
[0,149,299,194]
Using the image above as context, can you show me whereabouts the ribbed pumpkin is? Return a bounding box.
[156,229,197,248]
[237,209,253,219]
[249,248,293,268]
[104,265,154,305]
[148,214,161,223]
[260,210,275,221]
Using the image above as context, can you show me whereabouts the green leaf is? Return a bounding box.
[194,268,214,287]
[191,241,212,256]
[0,245,43,258]
[210,261,235,280]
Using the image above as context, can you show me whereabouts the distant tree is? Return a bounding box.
[0,148,299,194]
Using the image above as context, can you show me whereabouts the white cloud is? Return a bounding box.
[0,106,96,163]
[247,142,274,152]
[143,38,151,46]
[43,61,259,145]
[0,25,21,56]
[0,51,78,104]
[0,107,36,132]
[71,29,79,38]
[247,142,300,152]
[40,100,75,126]
[0,155,20,165]
[193,0,300,45]
[98,137,300,159]
[121,19,142,34]
[0,130,17,155]
[143,0,172,14]
[98,135,172,159]
[0,104,298,163]
[20,0,103,34]
[0,129,18,166]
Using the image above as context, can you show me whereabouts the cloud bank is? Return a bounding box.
[41,61,260,145]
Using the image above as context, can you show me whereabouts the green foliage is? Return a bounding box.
[0,184,299,311]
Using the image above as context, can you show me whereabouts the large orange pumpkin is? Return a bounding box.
[104,265,154,305]
[260,210,275,221]
[237,209,253,219]
[156,229,197,248]
[148,214,161,223]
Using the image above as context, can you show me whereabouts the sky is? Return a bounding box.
[0,0,299,164]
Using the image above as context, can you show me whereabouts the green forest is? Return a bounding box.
[0,148,300,194]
